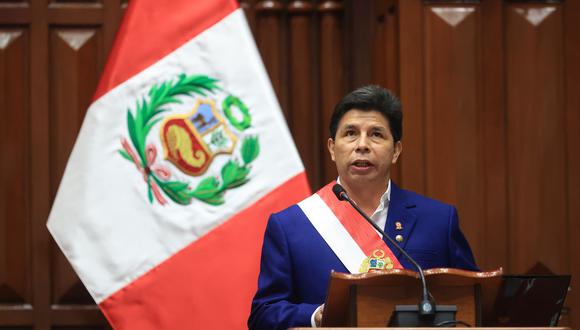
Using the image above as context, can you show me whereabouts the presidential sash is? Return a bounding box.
[298,181,402,274]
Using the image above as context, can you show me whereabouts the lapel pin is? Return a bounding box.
[395,221,403,230]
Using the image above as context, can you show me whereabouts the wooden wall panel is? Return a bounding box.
[319,0,343,184]
[398,0,426,193]
[0,29,30,305]
[505,4,568,273]
[48,28,100,307]
[0,3,30,26]
[565,0,580,326]
[288,0,320,188]
[479,0,508,271]
[0,23,34,329]
[399,1,490,266]
[423,4,485,263]
[49,29,99,199]
[29,1,52,327]
[372,0,398,93]
[45,3,120,329]
[346,2,373,88]
[254,1,288,117]
[0,27,31,330]
[398,0,577,325]
[371,0,401,184]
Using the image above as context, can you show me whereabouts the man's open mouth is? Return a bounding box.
[351,160,373,168]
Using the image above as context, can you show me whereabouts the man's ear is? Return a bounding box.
[392,141,403,164]
[327,138,336,161]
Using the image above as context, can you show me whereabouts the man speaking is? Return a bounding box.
[248,86,478,329]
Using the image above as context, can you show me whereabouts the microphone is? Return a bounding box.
[332,183,436,320]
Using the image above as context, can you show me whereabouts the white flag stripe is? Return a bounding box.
[298,194,366,274]
[48,9,303,303]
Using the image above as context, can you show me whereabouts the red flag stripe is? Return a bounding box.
[99,172,310,330]
[94,0,239,100]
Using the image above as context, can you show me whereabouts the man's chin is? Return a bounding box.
[342,170,391,185]
[343,172,378,184]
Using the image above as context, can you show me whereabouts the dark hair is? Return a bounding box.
[329,85,402,142]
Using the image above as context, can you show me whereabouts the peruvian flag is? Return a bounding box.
[47,0,310,329]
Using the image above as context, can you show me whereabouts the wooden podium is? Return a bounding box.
[320,268,504,327]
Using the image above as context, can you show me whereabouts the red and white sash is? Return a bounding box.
[298,182,402,274]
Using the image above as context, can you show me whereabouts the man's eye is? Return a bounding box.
[345,130,356,136]
[372,131,384,138]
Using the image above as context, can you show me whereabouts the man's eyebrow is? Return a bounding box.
[370,125,387,131]
[340,124,358,130]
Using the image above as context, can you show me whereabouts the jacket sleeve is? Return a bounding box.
[248,213,319,330]
[447,207,479,271]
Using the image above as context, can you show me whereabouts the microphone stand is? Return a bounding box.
[332,184,458,326]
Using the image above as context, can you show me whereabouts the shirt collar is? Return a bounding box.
[336,177,391,212]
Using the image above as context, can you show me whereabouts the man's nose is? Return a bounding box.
[355,134,370,152]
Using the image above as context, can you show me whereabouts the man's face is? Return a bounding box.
[328,109,402,188]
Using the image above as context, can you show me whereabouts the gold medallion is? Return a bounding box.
[358,249,394,273]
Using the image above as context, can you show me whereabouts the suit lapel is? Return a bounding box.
[384,182,417,259]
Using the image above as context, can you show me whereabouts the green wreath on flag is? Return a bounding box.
[118,74,260,206]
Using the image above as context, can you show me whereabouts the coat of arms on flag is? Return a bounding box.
[118,74,260,206]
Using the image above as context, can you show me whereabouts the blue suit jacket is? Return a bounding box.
[248,182,477,330]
